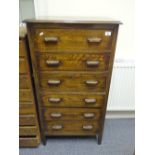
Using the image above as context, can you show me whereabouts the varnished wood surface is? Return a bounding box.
[19,29,40,147]
[24,16,122,24]
[43,108,101,121]
[26,20,120,144]
[34,28,113,52]
[37,53,110,71]
[41,93,105,108]
[45,120,99,136]
[39,72,107,92]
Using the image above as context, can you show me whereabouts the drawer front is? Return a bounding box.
[19,126,37,136]
[19,114,36,126]
[19,103,35,114]
[34,29,113,52]
[19,40,26,57]
[45,121,99,136]
[19,58,28,74]
[39,72,107,92]
[19,89,32,102]
[19,75,31,89]
[43,108,101,121]
[19,136,40,147]
[37,53,110,71]
[41,93,105,108]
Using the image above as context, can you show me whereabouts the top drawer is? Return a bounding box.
[34,29,113,52]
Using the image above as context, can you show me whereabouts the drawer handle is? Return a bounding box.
[82,125,93,130]
[48,98,62,103]
[87,37,102,43]
[84,98,96,104]
[52,125,63,130]
[44,37,59,43]
[47,80,61,86]
[85,80,98,86]
[51,113,62,118]
[86,60,99,67]
[46,60,60,66]
[84,113,95,118]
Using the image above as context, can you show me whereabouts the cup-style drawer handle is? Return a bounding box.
[48,98,62,103]
[52,125,63,130]
[86,61,99,67]
[84,98,96,104]
[82,125,93,130]
[85,80,98,86]
[46,60,60,66]
[47,80,61,85]
[84,113,95,118]
[87,37,102,43]
[51,113,62,118]
[44,37,59,43]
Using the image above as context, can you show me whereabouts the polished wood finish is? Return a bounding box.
[25,18,120,145]
[19,28,40,147]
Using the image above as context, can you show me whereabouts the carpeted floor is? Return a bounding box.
[19,119,135,155]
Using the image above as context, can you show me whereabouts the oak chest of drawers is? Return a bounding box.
[25,18,121,144]
[19,28,40,147]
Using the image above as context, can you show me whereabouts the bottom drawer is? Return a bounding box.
[19,126,38,136]
[45,121,99,136]
[19,136,40,147]
[19,114,36,126]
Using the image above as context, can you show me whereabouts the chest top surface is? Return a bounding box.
[24,16,122,25]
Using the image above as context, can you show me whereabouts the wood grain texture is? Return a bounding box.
[19,31,40,147]
[34,29,113,52]
[37,53,110,71]
[45,120,99,136]
[19,136,40,147]
[25,20,120,144]
[19,126,38,136]
[41,92,105,108]
[39,72,107,92]
[43,108,101,121]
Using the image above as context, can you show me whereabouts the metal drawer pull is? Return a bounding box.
[87,37,102,43]
[51,113,62,118]
[84,98,96,104]
[84,113,95,118]
[85,80,98,86]
[48,98,62,103]
[83,125,93,130]
[52,125,63,130]
[46,60,60,66]
[44,37,59,43]
[86,61,99,67]
[47,80,61,85]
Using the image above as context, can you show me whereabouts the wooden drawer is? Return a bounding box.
[19,58,28,74]
[37,53,110,71]
[19,103,35,114]
[45,121,99,136]
[39,72,107,92]
[19,126,37,136]
[43,108,101,121]
[19,89,32,102]
[19,40,26,57]
[19,114,36,126]
[19,75,31,89]
[19,136,40,147]
[34,28,113,52]
[41,93,105,108]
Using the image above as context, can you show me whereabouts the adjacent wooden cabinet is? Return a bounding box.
[19,28,40,147]
[24,17,121,144]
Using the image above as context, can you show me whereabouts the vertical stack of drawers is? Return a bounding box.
[25,18,120,144]
[19,27,40,147]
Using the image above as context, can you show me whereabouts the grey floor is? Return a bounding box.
[20,119,135,155]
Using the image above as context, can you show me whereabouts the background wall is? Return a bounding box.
[34,0,135,60]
